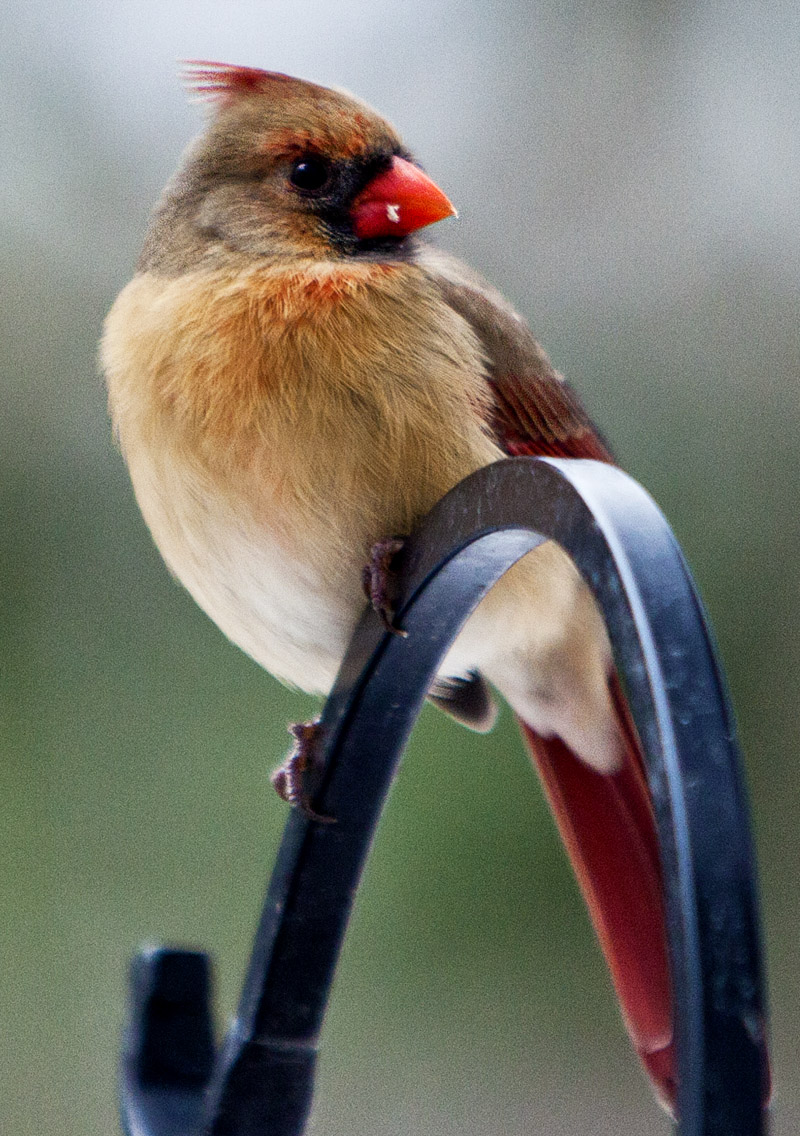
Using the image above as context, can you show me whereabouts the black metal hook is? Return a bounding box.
[120,457,770,1136]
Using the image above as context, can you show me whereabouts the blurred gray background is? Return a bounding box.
[2,2,798,1133]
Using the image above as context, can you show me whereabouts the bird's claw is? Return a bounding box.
[362,535,408,637]
[270,721,335,823]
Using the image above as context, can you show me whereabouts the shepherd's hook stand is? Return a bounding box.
[120,457,770,1136]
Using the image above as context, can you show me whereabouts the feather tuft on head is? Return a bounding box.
[180,61,298,104]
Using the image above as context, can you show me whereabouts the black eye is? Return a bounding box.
[289,156,332,193]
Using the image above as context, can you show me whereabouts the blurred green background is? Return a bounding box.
[2,2,798,1133]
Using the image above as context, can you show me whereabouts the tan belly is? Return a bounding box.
[124,439,374,693]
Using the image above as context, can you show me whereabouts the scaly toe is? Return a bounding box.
[270,721,334,823]
[362,535,408,636]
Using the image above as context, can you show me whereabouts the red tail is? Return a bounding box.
[520,678,676,1110]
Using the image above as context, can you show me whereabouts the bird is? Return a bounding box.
[101,62,675,1110]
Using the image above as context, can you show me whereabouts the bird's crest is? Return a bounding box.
[180,61,305,105]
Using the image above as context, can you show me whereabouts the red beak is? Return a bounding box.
[350,156,457,240]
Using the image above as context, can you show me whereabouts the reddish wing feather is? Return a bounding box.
[490,368,614,461]
[431,266,677,1108]
[494,376,678,1100]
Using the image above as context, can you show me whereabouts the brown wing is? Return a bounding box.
[423,249,614,462]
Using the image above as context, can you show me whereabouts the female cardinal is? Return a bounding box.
[101,63,675,1109]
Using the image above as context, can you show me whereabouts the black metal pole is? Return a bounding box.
[120,457,770,1136]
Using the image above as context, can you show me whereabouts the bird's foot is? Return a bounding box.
[362,535,408,636]
[270,722,334,823]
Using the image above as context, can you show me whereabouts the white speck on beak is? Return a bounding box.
[386,204,401,223]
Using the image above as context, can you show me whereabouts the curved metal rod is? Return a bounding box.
[120,457,769,1136]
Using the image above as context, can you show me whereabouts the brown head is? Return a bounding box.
[138,62,455,274]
